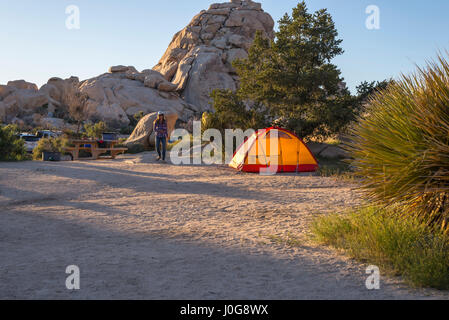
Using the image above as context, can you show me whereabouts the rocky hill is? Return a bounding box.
[0,0,274,130]
[154,0,274,112]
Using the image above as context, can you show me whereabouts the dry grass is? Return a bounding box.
[312,206,449,290]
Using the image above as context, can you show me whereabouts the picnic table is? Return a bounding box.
[65,139,128,161]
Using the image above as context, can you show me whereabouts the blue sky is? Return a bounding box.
[1,0,449,93]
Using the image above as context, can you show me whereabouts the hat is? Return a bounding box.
[158,111,165,116]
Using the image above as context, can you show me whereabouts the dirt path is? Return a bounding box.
[0,153,447,299]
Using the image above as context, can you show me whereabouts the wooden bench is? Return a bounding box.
[65,140,127,160]
[65,147,92,152]
[65,147,95,160]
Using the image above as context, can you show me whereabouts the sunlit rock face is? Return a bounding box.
[0,1,274,128]
[78,66,194,127]
[153,0,274,112]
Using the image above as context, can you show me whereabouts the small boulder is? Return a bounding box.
[7,80,38,91]
[226,48,248,64]
[11,117,25,127]
[143,71,166,89]
[228,34,247,49]
[0,85,15,99]
[125,112,178,148]
[39,117,66,130]
[0,101,6,122]
[157,81,178,92]
[109,65,132,73]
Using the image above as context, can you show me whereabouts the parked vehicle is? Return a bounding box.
[36,130,62,139]
[19,134,40,153]
[19,130,62,153]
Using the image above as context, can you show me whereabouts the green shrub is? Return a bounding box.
[0,124,27,161]
[317,157,352,178]
[312,206,449,289]
[84,121,107,139]
[133,111,145,125]
[62,128,85,140]
[347,54,449,231]
[206,90,268,136]
[232,1,358,139]
[32,137,70,160]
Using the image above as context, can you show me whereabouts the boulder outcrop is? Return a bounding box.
[153,0,274,111]
[0,81,47,124]
[0,1,274,129]
[124,112,178,148]
[0,68,195,128]
[79,68,194,127]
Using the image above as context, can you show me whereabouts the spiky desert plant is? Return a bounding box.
[348,54,449,232]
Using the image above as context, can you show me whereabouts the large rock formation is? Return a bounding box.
[0,81,48,124]
[1,1,274,130]
[78,66,194,127]
[153,0,274,111]
[0,67,195,129]
[0,77,82,128]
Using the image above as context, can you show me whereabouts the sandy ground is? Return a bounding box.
[0,152,448,300]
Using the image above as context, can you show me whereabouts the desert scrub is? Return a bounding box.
[84,121,107,139]
[317,157,353,178]
[32,137,70,160]
[312,206,449,289]
[268,233,303,247]
[0,124,27,161]
[347,54,449,231]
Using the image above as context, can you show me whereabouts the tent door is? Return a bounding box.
[278,135,291,173]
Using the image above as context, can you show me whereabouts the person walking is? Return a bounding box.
[153,111,168,162]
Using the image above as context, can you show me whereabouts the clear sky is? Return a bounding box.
[1,0,449,93]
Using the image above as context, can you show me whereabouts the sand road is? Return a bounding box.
[0,153,447,299]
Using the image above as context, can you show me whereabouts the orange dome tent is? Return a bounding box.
[229,127,318,173]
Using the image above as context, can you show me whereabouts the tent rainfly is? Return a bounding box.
[229,127,318,173]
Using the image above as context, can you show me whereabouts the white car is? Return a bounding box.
[37,130,61,139]
[19,134,40,153]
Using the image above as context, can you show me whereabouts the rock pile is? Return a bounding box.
[79,66,194,127]
[154,0,274,111]
[0,1,275,129]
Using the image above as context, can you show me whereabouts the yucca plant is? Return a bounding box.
[348,54,449,232]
